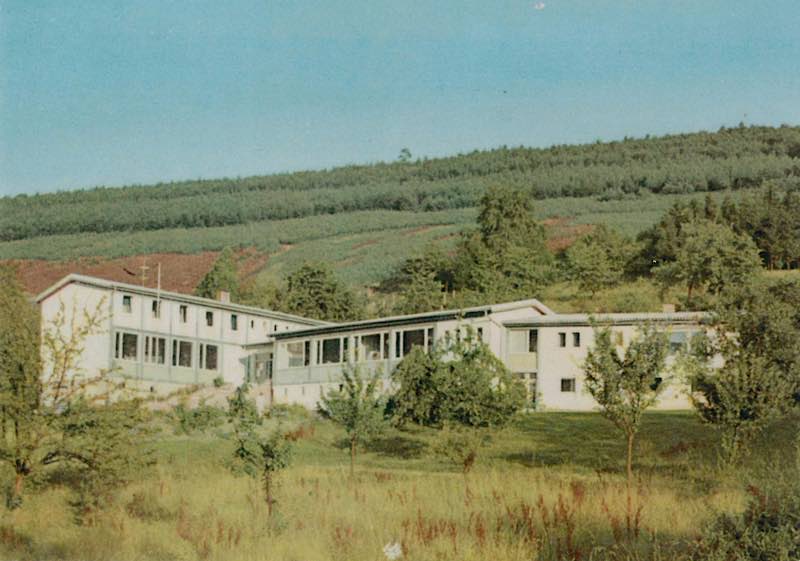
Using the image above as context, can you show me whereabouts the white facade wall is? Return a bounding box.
[37,276,318,395]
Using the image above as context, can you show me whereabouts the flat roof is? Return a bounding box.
[36,273,329,326]
[504,311,709,328]
[273,298,554,339]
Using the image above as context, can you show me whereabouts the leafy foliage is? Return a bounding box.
[566,225,632,295]
[319,364,386,476]
[583,324,669,482]
[0,267,152,516]
[684,280,799,465]
[654,219,762,303]
[280,262,364,321]
[194,247,240,300]
[227,385,291,517]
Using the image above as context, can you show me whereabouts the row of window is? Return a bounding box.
[119,294,297,334]
[114,332,218,370]
[508,329,579,352]
[285,328,436,368]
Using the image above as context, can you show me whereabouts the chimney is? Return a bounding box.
[218,290,231,304]
[662,303,676,313]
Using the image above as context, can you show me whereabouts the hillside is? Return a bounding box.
[3,125,799,294]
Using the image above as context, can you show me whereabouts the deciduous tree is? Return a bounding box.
[319,364,386,477]
[583,324,669,483]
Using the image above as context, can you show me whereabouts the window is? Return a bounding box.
[172,340,193,368]
[572,332,581,347]
[122,295,132,313]
[559,332,567,347]
[230,314,238,331]
[427,328,434,348]
[287,342,306,368]
[144,336,166,364]
[669,332,688,354]
[179,305,187,323]
[361,333,383,360]
[250,320,255,329]
[528,329,538,352]
[401,329,425,356]
[205,311,214,327]
[115,332,138,360]
[561,378,576,392]
[199,344,218,370]
[322,338,341,364]
[509,330,529,354]
[151,300,161,318]
[476,327,483,341]
[304,341,310,366]
[122,333,137,360]
[274,324,278,332]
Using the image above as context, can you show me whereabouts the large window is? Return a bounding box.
[321,338,341,364]
[172,340,193,368]
[401,329,425,356]
[200,344,218,370]
[115,332,138,360]
[287,341,307,368]
[360,333,384,361]
[144,336,166,364]
[509,330,537,354]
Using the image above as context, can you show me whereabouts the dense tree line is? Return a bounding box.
[2,125,799,241]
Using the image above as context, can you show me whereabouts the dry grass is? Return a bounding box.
[1,411,793,561]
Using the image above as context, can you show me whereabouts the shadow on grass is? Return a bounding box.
[366,435,428,459]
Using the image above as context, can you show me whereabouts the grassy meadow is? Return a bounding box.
[1,409,796,561]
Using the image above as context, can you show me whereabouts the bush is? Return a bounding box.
[212,376,225,388]
[172,401,226,435]
[690,471,800,560]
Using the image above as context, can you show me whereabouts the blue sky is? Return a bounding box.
[2,1,799,196]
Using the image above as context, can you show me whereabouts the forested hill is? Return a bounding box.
[3,125,800,242]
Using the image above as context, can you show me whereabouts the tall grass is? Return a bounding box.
[2,411,795,561]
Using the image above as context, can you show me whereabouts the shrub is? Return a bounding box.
[172,401,227,435]
[689,468,800,560]
[212,376,225,388]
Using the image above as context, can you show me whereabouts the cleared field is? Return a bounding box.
[1,410,794,561]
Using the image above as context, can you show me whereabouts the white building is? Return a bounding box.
[36,274,325,394]
[37,274,706,410]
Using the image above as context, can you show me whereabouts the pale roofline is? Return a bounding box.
[35,273,330,326]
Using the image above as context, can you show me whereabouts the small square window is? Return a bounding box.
[559,332,567,347]
[179,305,187,323]
[573,332,581,347]
[560,378,576,392]
[122,295,132,313]
[231,314,238,331]
[205,311,214,327]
